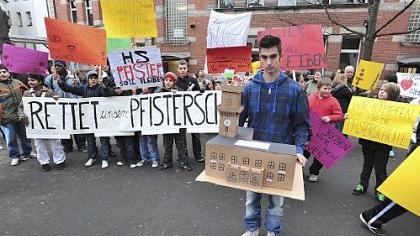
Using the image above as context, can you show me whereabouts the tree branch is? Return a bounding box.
[309,0,365,36]
[376,26,420,37]
[274,10,298,26]
[374,0,416,35]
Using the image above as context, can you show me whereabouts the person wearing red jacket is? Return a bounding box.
[306,77,344,182]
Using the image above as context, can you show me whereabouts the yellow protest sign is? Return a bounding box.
[352,60,384,90]
[100,0,157,38]
[251,61,260,75]
[343,97,420,148]
[377,147,420,216]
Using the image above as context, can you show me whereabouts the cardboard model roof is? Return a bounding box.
[207,135,296,155]
[196,163,305,201]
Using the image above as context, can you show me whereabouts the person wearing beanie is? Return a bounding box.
[0,64,35,166]
[54,70,113,169]
[18,74,66,171]
[156,71,190,171]
[44,61,87,153]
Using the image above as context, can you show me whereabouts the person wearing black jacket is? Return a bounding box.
[175,60,204,163]
[55,70,113,169]
[332,73,353,132]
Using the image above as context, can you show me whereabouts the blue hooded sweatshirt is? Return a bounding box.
[239,71,310,155]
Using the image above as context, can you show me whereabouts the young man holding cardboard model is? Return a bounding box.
[239,35,310,236]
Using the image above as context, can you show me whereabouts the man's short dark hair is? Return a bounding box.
[259,35,282,54]
[178,59,188,67]
[27,73,44,82]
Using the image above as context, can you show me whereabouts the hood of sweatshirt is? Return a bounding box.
[251,71,289,113]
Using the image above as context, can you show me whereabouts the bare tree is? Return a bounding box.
[313,0,420,60]
[0,7,11,56]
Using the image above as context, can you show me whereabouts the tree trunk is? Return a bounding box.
[361,0,380,61]
[0,8,11,56]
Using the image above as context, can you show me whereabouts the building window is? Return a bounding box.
[231,155,238,164]
[339,35,360,70]
[279,163,286,171]
[25,11,32,27]
[85,0,93,25]
[165,0,188,44]
[254,160,263,168]
[406,1,420,43]
[218,153,225,161]
[69,0,77,23]
[17,12,23,27]
[243,157,250,165]
[267,161,275,169]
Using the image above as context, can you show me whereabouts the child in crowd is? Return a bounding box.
[306,77,344,182]
[54,70,113,169]
[176,60,204,163]
[214,81,222,90]
[157,72,191,171]
[137,87,160,168]
[352,82,401,201]
[19,74,66,171]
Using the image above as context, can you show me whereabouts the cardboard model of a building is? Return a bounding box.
[204,82,297,191]
[218,83,244,138]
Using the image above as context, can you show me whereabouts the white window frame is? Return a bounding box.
[85,0,94,25]
[69,0,77,23]
[340,35,361,68]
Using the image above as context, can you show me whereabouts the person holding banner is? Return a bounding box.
[239,35,310,236]
[54,70,113,169]
[176,60,205,163]
[332,73,353,133]
[352,83,401,201]
[19,74,66,171]
[157,72,190,171]
[305,71,321,96]
[306,77,344,182]
[0,64,34,166]
[45,61,87,153]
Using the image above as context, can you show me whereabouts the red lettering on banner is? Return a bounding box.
[206,46,252,74]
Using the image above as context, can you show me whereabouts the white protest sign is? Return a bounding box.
[206,10,252,48]
[397,73,420,98]
[23,91,221,139]
[108,46,164,90]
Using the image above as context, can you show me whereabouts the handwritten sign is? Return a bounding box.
[258,25,326,71]
[108,46,164,89]
[352,60,384,90]
[206,46,252,73]
[343,96,420,148]
[22,91,221,138]
[397,73,420,98]
[1,44,48,75]
[305,111,354,168]
[45,18,106,65]
[100,0,157,38]
[107,38,132,52]
[207,10,252,48]
[378,147,420,216]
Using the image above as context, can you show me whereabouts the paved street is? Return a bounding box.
[0,136,419,236]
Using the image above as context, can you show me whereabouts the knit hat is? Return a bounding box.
[0,64,9,72]
[54,60,66,68]
[85,70,99,79]
[164,72,177,82]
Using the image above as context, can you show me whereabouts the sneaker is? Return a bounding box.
[101,160,109,169]
[10,158,19,166]
[389,150,395,157]
[84,158,95,167]
[152,161,159,168]
[130,163,137,168]
[360,212,387,235]
[0,145,4,150]
[180,163,192,171]
[57,162,66,170]
[79,146,88,153]
[376,193,386,202]
[136,160,146,167]
[20,152,36,161]
[158,164,173,171]
[116,161,124,166]
[267,231,280,236]
[195,156,205,163]
[41,164,51,172]
[352,184,367,195]
[241,229,259,236]
[308,174,319,182]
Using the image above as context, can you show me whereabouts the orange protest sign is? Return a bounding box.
[45,18,107,65]
[206,46,252,74]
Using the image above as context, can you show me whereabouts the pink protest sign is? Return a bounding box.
[305,111,354,168]
[1,44,49,75]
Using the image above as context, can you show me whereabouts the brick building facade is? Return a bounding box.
[50,0,420,75]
